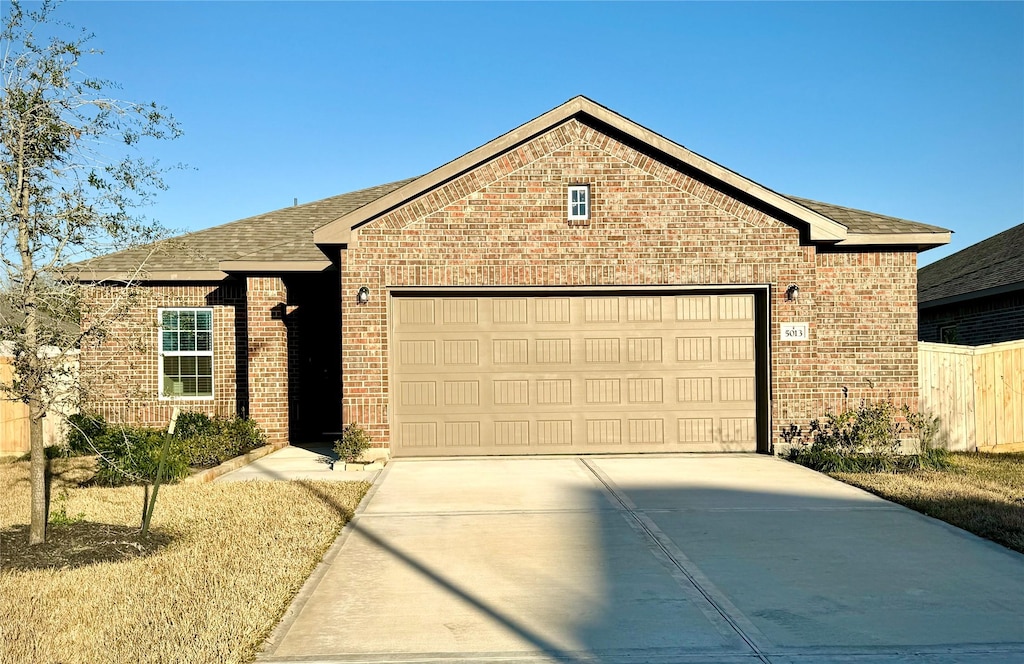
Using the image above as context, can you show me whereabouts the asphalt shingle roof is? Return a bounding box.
[918,222,1024,304]
[78,178,946,276]
[78,179,415,273]
[784,196,948,235]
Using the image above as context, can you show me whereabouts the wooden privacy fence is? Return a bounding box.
[0,353,79,456]
[919,340,1024,452]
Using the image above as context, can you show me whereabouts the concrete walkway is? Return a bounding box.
[260,455,1024,663]
[215,445,380,483]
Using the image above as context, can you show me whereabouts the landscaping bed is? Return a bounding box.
[831,452,1024,555]
[0,457,370,664]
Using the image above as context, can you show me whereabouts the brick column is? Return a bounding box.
[246,276,289,445]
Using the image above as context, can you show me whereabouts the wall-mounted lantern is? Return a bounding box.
[785,284,800,302]
[356,286,370,304]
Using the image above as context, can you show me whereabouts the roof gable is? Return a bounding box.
[313,96,948,250]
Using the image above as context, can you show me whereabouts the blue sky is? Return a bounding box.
[23,1,1024,265]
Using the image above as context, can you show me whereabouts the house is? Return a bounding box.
[918,222,1024,345]
[75,97,950,455]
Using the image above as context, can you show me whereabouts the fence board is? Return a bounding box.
[0,359,31,455]
[0,354,78,456]
[920,340,1024,453]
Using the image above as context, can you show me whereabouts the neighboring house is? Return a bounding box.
[918,223,1024,345]
[75,97,950,455]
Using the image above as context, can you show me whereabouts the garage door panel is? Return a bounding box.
[392,293,758,456]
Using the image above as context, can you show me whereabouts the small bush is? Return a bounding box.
[175,414,266,468]
[172,411,217,441]
[93,426,190,487]
[783,400,949,473]
[64,412,110,456]
[334,424,371,463]
[59,410,266,482]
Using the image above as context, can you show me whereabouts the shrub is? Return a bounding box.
[93,425,190,487]
[64,412,110,456]
[333,424,371,463]
[174,413,266,468]
[58,410,266,482]
[172,410,216,441]
[783,400,949,473]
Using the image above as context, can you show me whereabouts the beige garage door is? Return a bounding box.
[391,293,757,456]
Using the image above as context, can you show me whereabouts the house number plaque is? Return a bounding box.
[780,322,809,341]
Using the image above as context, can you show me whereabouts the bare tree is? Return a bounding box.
[1,0,181,544]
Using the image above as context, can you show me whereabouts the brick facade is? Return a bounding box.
[79,280,244,427]
[245,276,290,445]
[80,116,925,452]
[340,119,921,448]
[919,291,1024,346]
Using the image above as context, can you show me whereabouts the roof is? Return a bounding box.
[74,179,415,280]
[786,197,948,236]
[918,222,1024,308]
[76,97,950,282]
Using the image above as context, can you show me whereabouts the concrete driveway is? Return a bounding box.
[259,455,1024,663]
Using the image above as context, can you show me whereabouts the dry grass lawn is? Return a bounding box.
[0,457,369,664]
[833,452,1024,554]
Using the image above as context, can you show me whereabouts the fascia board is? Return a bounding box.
[219,260,332,273]
[71,269,228,283]
[838,232,952,249]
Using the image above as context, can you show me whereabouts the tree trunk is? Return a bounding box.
[28,401,47,545]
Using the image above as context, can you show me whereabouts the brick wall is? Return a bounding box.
[80,276,300,446]
[341,118,921,448]
[919,291,1024,346]
[79,280,244,427]
[245,276,290,445]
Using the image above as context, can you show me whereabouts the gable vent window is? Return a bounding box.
[568,184,590,222]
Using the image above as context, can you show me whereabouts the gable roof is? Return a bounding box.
[314,96,950,250]
[918,222,1024,308]
[77,97,950,282]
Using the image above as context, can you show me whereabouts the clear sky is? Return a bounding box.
[16,1,1024,266]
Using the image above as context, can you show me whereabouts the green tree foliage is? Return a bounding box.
[1,0,181,544]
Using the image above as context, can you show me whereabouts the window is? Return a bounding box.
[939,324,959,344]
[159,308,213,398]
[568,184,589,220]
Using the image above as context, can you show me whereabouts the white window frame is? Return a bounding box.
[568,184,590,220]
[158,307,214,400]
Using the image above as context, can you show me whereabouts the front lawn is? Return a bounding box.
[0,458,369,664]
[830,452,1024,554]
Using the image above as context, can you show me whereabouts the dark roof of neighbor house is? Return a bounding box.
[918,222,1024,306]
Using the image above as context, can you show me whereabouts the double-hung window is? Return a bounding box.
[159,308,213,398]
[568,184,590,221]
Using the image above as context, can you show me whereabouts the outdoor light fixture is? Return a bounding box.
[356,286,370,304]
[786,284,800,302]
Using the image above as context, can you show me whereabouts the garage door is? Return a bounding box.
[391,293,758,456]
